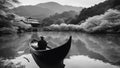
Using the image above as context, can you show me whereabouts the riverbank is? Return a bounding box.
[42,23,120,34]
[1,23,120,36]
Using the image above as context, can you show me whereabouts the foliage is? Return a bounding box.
[0,0,20,34]
[44,9,120,33]
[0,0,19,10]
[41,11,78,26]
[43,23,83,31]
[70,0,120,24]
[80,9,120,33]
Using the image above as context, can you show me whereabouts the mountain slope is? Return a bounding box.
[13,2,82,20]
[13,5,54,19]
[36,2,82,13]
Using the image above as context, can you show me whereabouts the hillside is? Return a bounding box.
[13,5,54,20]
[36,2,82,13]
[13,2,82,20]
[70,0,120,24]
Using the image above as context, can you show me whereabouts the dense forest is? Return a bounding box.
[0,0,31,35]
[0,0,19,34]
[70,0,120,24]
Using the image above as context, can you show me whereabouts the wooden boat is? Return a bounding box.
[30,36,72,66]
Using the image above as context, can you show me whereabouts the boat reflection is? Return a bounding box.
[36,61,65,68]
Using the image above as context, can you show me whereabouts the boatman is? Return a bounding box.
[38,36,51,50]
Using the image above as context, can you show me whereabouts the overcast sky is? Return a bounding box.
[19,0,106,7]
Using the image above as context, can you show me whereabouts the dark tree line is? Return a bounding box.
[0,0,20,34]
[69,0,120,24]
[0,0,19,28]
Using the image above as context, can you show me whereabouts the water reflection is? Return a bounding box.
[0,33,32,59]
[0,32,120,68]
[78,34,120,65]
[64,55,119,68]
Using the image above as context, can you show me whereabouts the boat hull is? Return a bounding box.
[30,36,72,65]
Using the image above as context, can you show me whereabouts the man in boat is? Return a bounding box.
[37,36,51,50]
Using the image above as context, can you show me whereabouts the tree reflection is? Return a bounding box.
[77,34,120,65]
[0,33,32,59]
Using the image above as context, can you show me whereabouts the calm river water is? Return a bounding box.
[0,32,120,68]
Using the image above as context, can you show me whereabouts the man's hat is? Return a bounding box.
[40,36,44,39]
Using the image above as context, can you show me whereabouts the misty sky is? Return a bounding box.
[19,0,106,7]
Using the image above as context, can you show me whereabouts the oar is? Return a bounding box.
[23,57,30,62]
[47,46,52,50]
